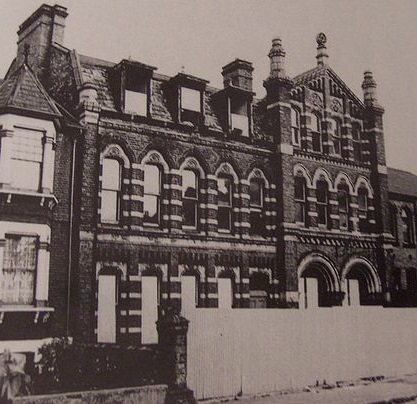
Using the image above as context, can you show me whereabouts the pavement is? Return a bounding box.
[211,374,417,404]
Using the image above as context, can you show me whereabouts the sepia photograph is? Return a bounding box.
[0,0,417,402]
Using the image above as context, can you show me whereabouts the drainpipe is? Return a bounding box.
[66,134,78,337]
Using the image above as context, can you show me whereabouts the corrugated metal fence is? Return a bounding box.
[184,307,417,400]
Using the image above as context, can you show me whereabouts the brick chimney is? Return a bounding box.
[16,4,68,76]
[221,59,253,92]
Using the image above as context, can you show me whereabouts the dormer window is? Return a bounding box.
[181,87,201,112]
[231,98,249,137]
[124,76,148,116]
[113,59,156,118]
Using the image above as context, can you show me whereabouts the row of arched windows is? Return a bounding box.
[291,108,364,161]
[294,166,374,232]
[99,145,274,236]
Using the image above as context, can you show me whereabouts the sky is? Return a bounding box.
[1,0,417,175]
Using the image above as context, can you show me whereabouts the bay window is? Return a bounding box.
[2,235,37,305]
[10,128,44,191]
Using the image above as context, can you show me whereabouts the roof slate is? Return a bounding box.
[0,64,61,116]
[387,167,417,198]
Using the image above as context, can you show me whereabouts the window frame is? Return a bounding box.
[2,234,38,306]
[294,176,307,225]
[143,164,162,227]
[123,72,150,117]
[352,122,363,162]
[358,187,369,233]
[330,118,342,156]
[217,175,233,232]
[401,208,414,246]
[230,97,250,138]
[249,178,265,236]
[182,169,199,229]
[337,184,350,230]
[10,127,44,192]
[101,157,123,223]
[291,107,301,146]
[316,180,329,228]
[311,114,322,153]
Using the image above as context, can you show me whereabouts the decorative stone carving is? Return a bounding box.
[106,145,122,159]
[308,92,323,109]
[252,168,262,178]
[148,152,161,164]
[186,159,198,169]
[331,98,343,113]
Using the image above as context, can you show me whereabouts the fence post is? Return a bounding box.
[157,308,196,404]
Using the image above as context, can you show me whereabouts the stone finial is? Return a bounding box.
[362,70,378,106]
[268,37,287,79]
[316,33,329,66]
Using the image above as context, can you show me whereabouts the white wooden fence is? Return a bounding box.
[184,306,417,400]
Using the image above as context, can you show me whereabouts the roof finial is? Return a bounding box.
[268,37,288,79]
[316,33,328,66]
[24,43,30,64]
[181,65,185,73]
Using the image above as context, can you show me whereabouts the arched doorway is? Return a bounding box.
[298,254,341,309]
[342,258,382,306]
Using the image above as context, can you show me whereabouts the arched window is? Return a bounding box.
[291,108,301,146]
[390,205,398,242]
[294,176,307,225]
[311,114,322,152]
[217,175,233,232]
[316,180,329,227]
[337,184,350,230]
[182,169,199,229]
[330,118,342,156]
[101,158,122,222]
[401,208,413,245]
[143,164,161,226]
[249,178,265,235]
[352,122,362,161]
[358,187,369,233]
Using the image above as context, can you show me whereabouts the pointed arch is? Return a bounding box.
[140,149,169,171]
[215,162,239,183]
[247,167,270,188]
[312,168,333,190]
[293,164,313,188]
[101,143,131,168]
[335,172,354,194]
[179,156,206,179]
[354,176,374,197]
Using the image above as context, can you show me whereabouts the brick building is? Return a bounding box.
[0,4,416,350]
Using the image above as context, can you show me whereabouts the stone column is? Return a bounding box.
[157,309,195,404]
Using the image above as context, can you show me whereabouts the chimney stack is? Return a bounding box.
[16,4,68,75]
[221,59,253,92]
[362,71,379,107]
[316,32,329,66]
[268,37,287,79]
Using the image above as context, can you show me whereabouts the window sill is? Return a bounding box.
[0,306,54,313]
[0,189,58,207]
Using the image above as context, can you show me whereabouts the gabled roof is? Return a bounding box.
[0,63,62,117]
[292,65,364,109]
[388,167,417,198]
